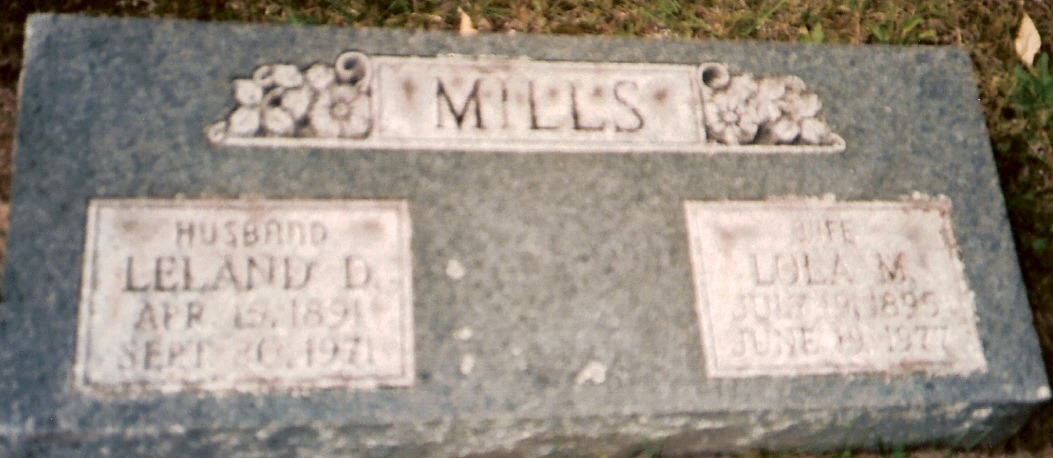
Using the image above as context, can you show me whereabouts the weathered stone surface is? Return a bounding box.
[0,13,1048,457]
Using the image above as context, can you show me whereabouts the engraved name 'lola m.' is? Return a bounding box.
[684,197,987,378]
[75,199,414,396]
[206,52,845,154]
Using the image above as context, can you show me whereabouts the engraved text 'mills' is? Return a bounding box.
[433,76,645,133]
[374,58,700,148]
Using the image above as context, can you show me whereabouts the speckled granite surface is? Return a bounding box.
[0,14,1047,457]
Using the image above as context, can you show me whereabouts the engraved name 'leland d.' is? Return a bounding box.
[207,52,845,154]
[75,200,413,395]
[684,198,987,378]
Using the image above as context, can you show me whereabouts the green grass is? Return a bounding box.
[1,0,1052,455]
[1013,53,1053,131]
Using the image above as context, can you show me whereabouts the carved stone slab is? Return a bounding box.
[4,15,1049,458]
[684,197,987,378]
[206,54,846,154]
[75,199,414,395]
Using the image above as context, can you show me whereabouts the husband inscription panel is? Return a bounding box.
[75,199,414,395]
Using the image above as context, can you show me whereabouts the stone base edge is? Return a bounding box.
[0,402,1038,457]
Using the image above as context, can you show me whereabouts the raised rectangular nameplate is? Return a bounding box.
[206,54,846,154]
[75,199,414,395]
[684,198,987,378]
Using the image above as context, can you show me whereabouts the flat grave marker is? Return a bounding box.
[0,14,1048,457]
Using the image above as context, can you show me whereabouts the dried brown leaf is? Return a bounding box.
[1015,13,1042,68]
[458,7,477,36]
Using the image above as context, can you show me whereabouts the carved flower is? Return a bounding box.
[780,90,821,122]
[703,75,766,145]
[309,84,372,138]
[253,64,304,90]
[698,65,839,147]
[234,79,263,106]
[262,109,295,136]
[225,79,303,137]
[280,86,314,122]
[753,77,787,122]
[210,55,376,143]
[227,106,260,137]
[762,76,832,145]
[305,63,337,90]
[798,118,832,144]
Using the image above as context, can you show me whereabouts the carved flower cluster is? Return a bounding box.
[209,52,373,141]
[700,65,837,146]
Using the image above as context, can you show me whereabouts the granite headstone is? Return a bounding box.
[1,13,1048,456]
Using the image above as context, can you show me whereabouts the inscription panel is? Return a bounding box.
[206,53,847,154]
[684,198,987,378]
[75,199,413,395]
[375,58,703,146]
